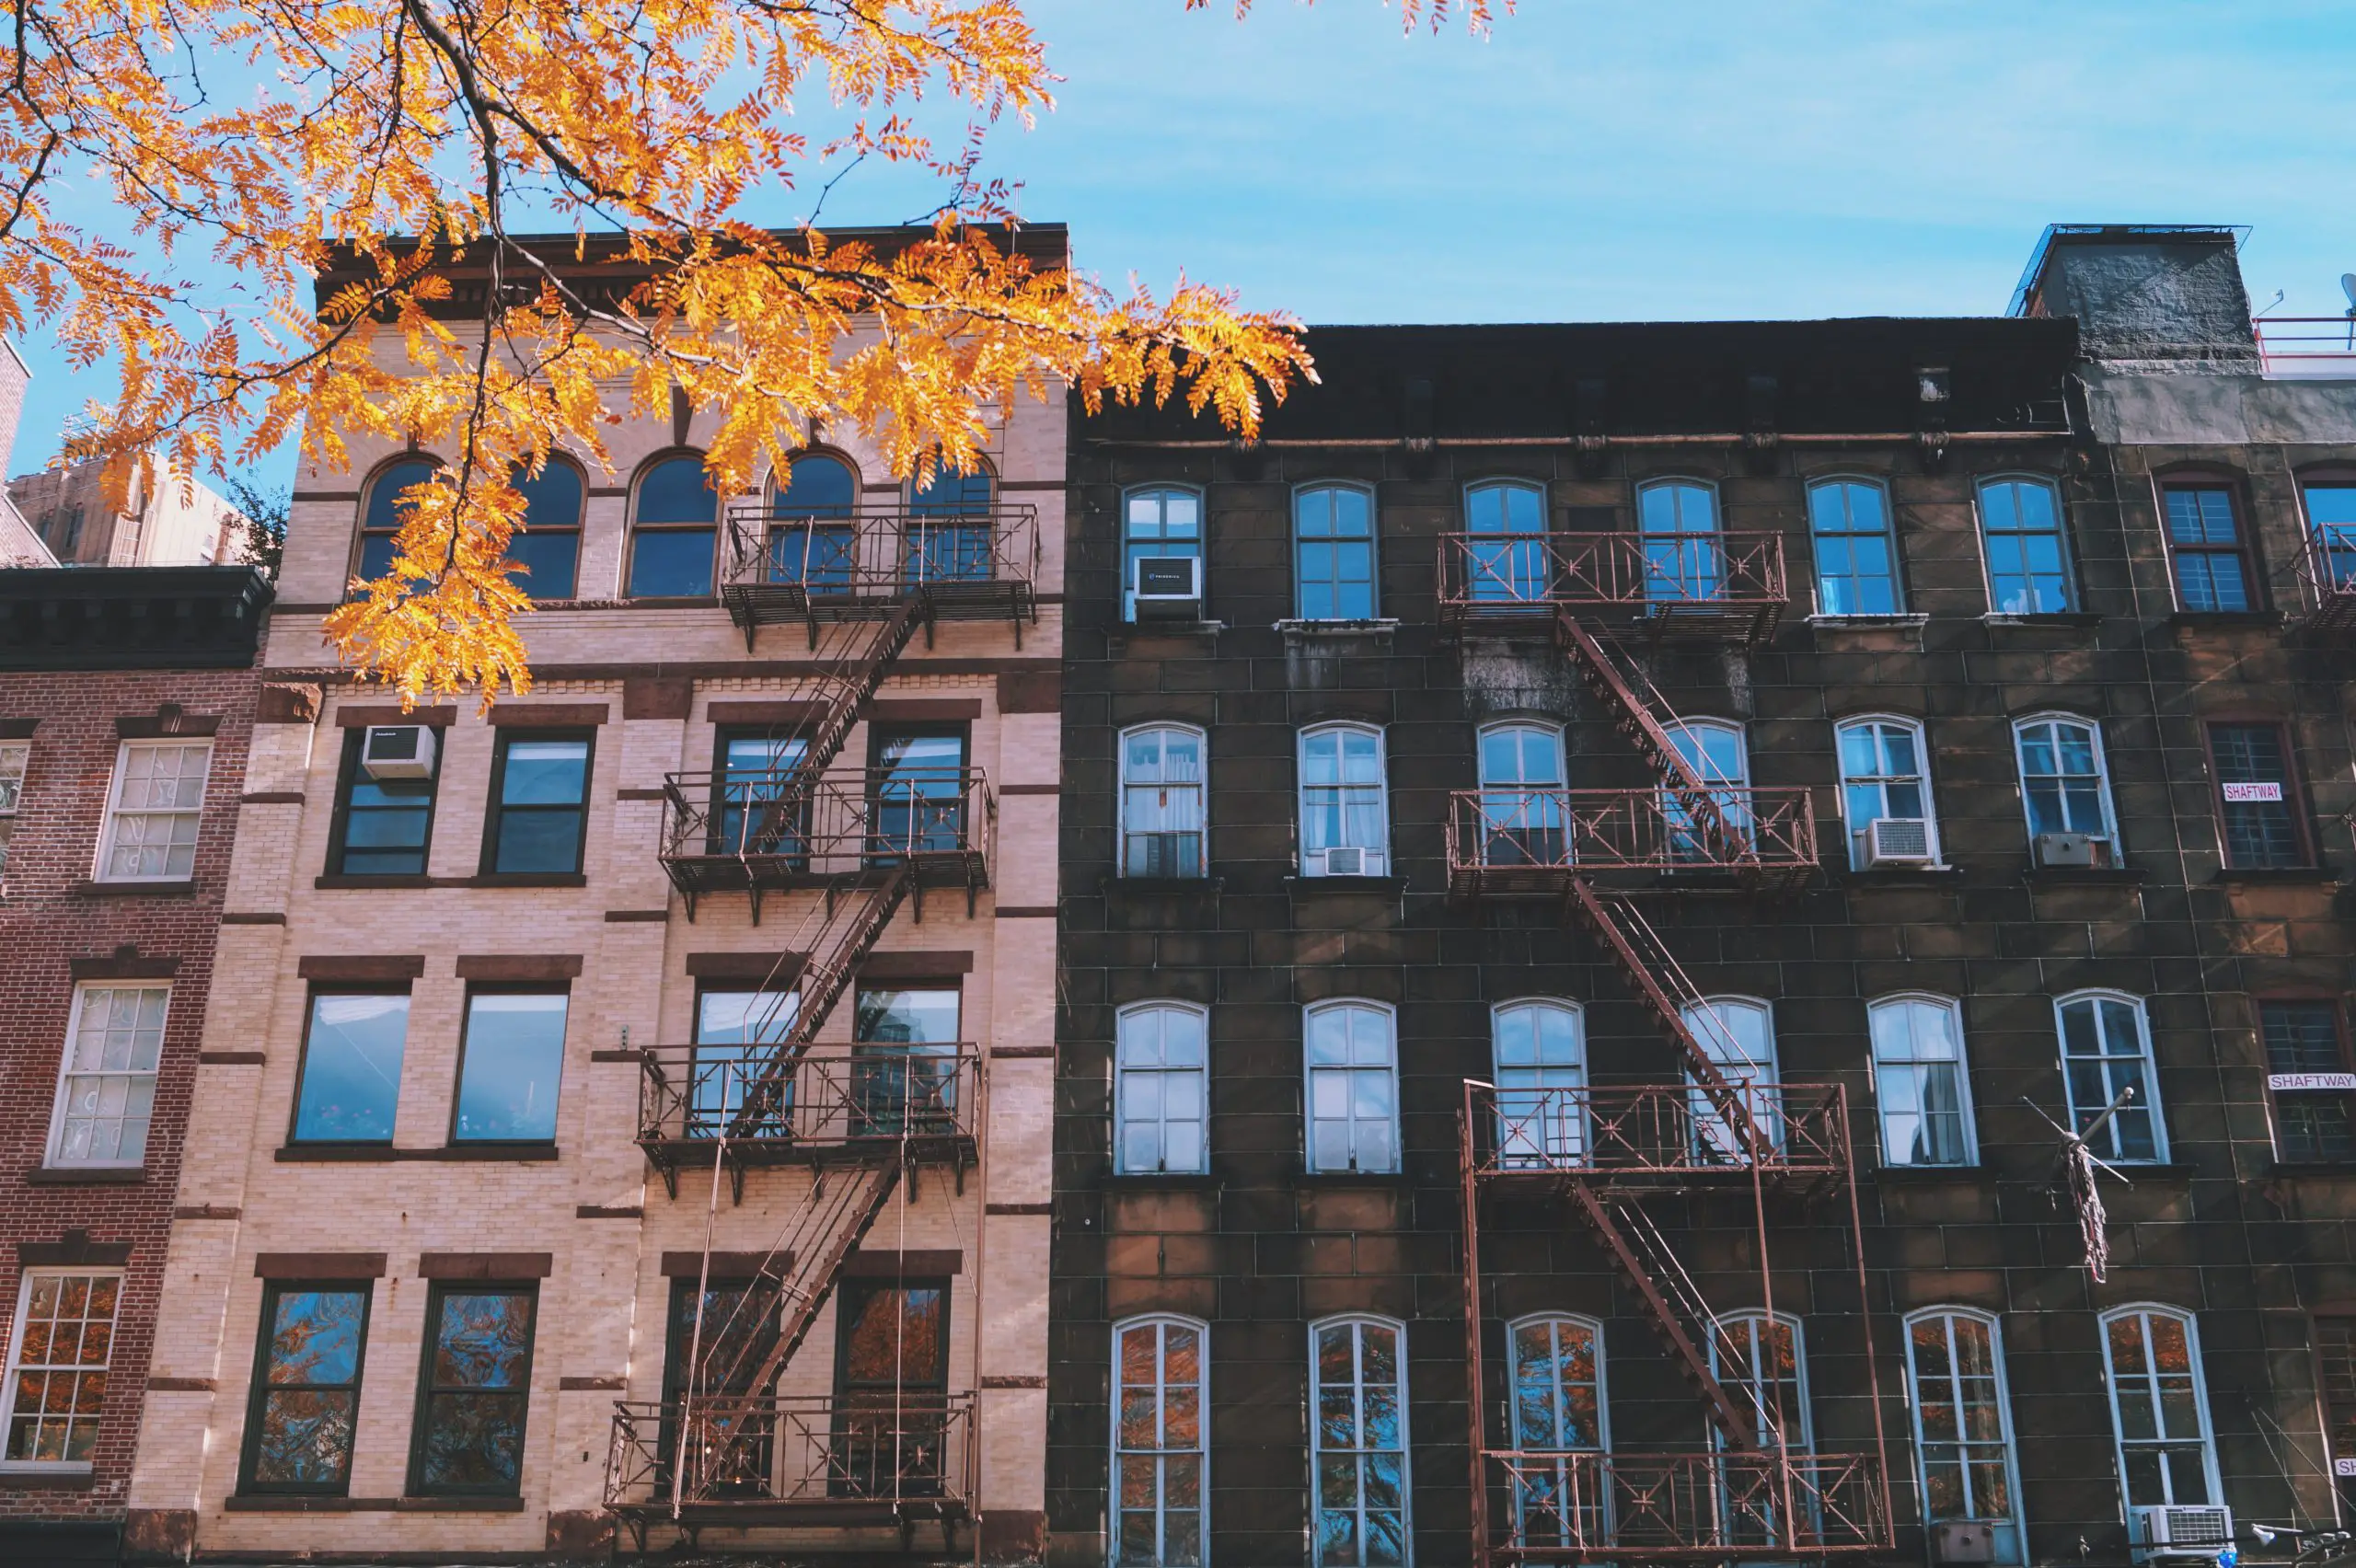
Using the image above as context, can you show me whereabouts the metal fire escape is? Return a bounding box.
[604,496,1035,1546]
[1439,525,1894,1563]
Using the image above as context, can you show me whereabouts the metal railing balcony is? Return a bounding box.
[1445,788,1819,898]
[1465,1081,1849,1184]
[635,1048,982,1171]
[719,504,1039,636]
[2257,318,2356,379]
[605,1392,976,1526]
[2294,524,2356,641]
[1437,532,1788,644]
[1479,1449,1890,1561]
[658,767,994,903]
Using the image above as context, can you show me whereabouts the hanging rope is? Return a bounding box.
[2021,1085,2136,1283]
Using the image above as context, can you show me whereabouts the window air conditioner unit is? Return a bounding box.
[2131,1505,2234,1558]
[2035,831,2100,869]
[1861,817,1933,866]
[361,725,437,781]
[1131,556,1203,619]
[1313,846,1385,878]
[1928,1522,1996,1566]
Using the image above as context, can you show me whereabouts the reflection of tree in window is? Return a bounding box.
[413,1287,535,1493]
[853,988,959,1137]
[1507,1316,1603,1551]
[664,1278,780,1494]
[246,1286,368,1489]
[833,1281,949,1498]
[2,1272,120,1463]
[1311,1318,1408,1567]
[1906,1312,2022,1562]
[1113,1318,1207,1566]
[2102,1309,2214,1506]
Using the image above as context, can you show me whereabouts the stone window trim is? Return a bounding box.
[2152,467,2262,615]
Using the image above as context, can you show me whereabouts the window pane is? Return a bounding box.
[454,993,568,1141]
[628,527,716,595]
[248,1286,368,1488]
[53,986,169,1165]
[294,993,410,1142]
[416,1289,534,1493]
[501,527,579,600]
[3,1272,119,1463]
[339,729,435,877]
[637,456,718,523]
[501,741,589,807]
[2211,723,2304,869]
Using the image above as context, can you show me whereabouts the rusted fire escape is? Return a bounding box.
[1439,526,1893,1563]
[605,498,1034,1546]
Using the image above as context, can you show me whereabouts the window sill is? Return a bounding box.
[2170,609,2282,630]
[275,1144,560,1163]
[25,1164,144,1185]
[1113,618,1225,647]
[618,595,722,609]
[1285,874,1406,894]
[1275,617,1399,651]
[2269,1160,2356,1178]
[2026,866,2145,885]
[1806,612,1927,629]
[465,871,588,888]
[2098,1160,2199,1182]
[1103,1171,1219,1190]
[1836,866,1963,885]
[0,1464,96,1489]
[2212,867,2337,886]
[315,873,433,890]
[395,1495,527,1512]
[1294,1170,1408,1187]
[1873,1163,1992,1183]
[1981,611,2101,628]
[1104,874,1221,897]
[73,878,195,898]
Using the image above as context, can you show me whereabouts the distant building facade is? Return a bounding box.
[8,456,246,569]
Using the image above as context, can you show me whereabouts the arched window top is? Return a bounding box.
[1296,482,1375,533]
[1507,1309,1604,1337]
[1465,478,1546,536]
[2014,709,2099,734]
[2099,1300,2195,1329]
[1637,477,1719,535]
[1807,473,1891,502]
[1306,997,1396,1028]
[634,452,718,524]
[363,455,443,532]
[1683,995,1775,1066]
[1116,1309,1211,1337]
[1478,721,1565,788]
[513,455,584,530]
[908,455,994,516]
[773,451,858,518]
[1124,720,1207,747]
[1837,710,1925,732]
[1126,485,1204,536]
[2057,985,2148,1013]
[1904,1302,1999,1330]
[1492,998,1585,1064]
[1118,997,1208,1029]
[1868,989,1964,1016]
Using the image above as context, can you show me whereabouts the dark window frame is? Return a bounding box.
[405,1279,539,1498]
[864,724,971,864]
[479,728,596,878]
[709,724,812,859]
[2156,470,2261,614]
[2258,994,2356,1165]
[447,984,572,1147]
[1804,473,1906,617]
[2202,717,2316,870]
[287,985,413,1147]
[326,725,443,878]
[237,1279,375,1496]
[353,455,444,594]
[503,455,587,602]
[625,448,722,600]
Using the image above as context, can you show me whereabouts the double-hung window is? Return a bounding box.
[1310,1316,1411,1567]
[1637,478,1722,603]
[1477,722,1568,870]
[292,990,411,1145]
[1116,1003,1208,1175]
[1904,1309,2025,1563]
[2100,1306,2219,1510]
[1,1269,121,1467]
[1121,726,1207,879]
[2056,992,2165,1163]
[1681,997,1778,1160]
[502,457,583,600]
[1464,479,1549,603]
[767,453,858,591]
[1299,724,1389,878]
[485,732,592,875]
[1710,1312,1810,1543]
[1124,488,1204,620]
[356,456,439,585]
[2207,721,2308,870]
[98,739,210,882]
[1492,1000,1587,1169]
[452,990,569,1143]
[47,983,169,1169]
[907,461,996,582]
[1836,716,1936,868]
[2261,1000,2356,1163]
[241,1282,372,1492]
[329,723,441,876]
[690,986,797,1138]
[1505,1315,1606,1552]
[2161,481,2253,612]
[1867,996,1974,1168]
[410,1283,537,1496]
[1977,477,2075,615]
[1807,478,1901,615]
[1662,720,1750,864]
[1305,1001,1398,1174]
[1112,1316,1208,1567]
[0,737,26,875]
[627,453,720,596]
[1295,486,1378,620]
[2015,716,2119,861]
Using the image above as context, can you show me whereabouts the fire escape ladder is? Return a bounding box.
[1565,1183,1761,1451]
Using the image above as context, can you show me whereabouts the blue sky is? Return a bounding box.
[12,0,2356,485]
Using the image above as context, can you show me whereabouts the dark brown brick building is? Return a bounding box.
[1049,228,2356,1568]
[0,566,271,1563]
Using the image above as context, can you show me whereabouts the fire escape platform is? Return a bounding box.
[717,504,1043,641]
[1436,531,1790,648]
[632,1047,984,1182]
[1443,787,1819,904]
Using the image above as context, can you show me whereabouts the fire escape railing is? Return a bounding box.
[1436,531,1787,645]
[718,503,1040,646]
[2294,523,2356,641]
[606,1391,978,1522]
[1444,787,1818,896]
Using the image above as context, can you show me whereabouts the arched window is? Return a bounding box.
[1492,1000,1586,1170]
[1976,476,2075,615]
[1904,1308,2025,1564]
[1115,1003,1208,1176]
[1506,1313,1607,1552]
[1868,995,1975,1167]
[1637,478,1722,602]
[627,453,720,597]
[1304,1001,1397,1174]
[1112,1315,1208,1567]
[764,452,858,591]
[907,458,994,516]
[1662,719,1750,862]
[1709,1310,1810,1543]
[1120,726,1207,880]
[2055,991,2165,1163]
[908,457,995,582]
[1807,477,1900,616]
[2099,1305,2219,1510]
[1124,487,1204,622]
[2158,473,2254,613]
[1836,715,1938,869]
[1476,721,1567,869]
[2298,466,2356,592]
[1681,996,1777,1160]
[1464,479,1548,603]
[356,456,441,584]
[502,455,584,600]
[2014,715,2119,862]
[1308,1316,1410,1567]
[1294,485,1378,620]
[1299,723,1389,878]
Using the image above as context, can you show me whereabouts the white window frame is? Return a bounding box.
[1974,474,2077,616]
[0,1266,122,1470]
[1506,1311,1609,1454]
[95,737,212,882]
[0,738,27,877]
[2012,713,2120,855]
[1110,1314,1210,1568]
[1123,486,1206,623]
[1491,999,1588,1170]
[45,981,172,1170]
[1805,475,1904,617]
[1503,1312,1610,1551]
[1303,999,1399,1174]
[1834,714,1941,870]
[1120,724,1208,881]
[1866,994,1978,1169]
[1680,995,1780,1159]
[1115,1002,1210,1176]
[1901,1307,2027,1564]
[2097,1304,2222,1510]
[1709,1309,1811,1450]
[1660,719,1750,861]
[1298,723,1391,878]
[2054,989,2168,1165]
[1308,1314,1414,1568]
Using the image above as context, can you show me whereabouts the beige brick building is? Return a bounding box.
[124,229,1065,1562]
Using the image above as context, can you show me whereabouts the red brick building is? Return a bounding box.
[0,565,271,1563]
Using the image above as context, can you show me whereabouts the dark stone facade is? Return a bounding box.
[1049,299,2356,1568]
